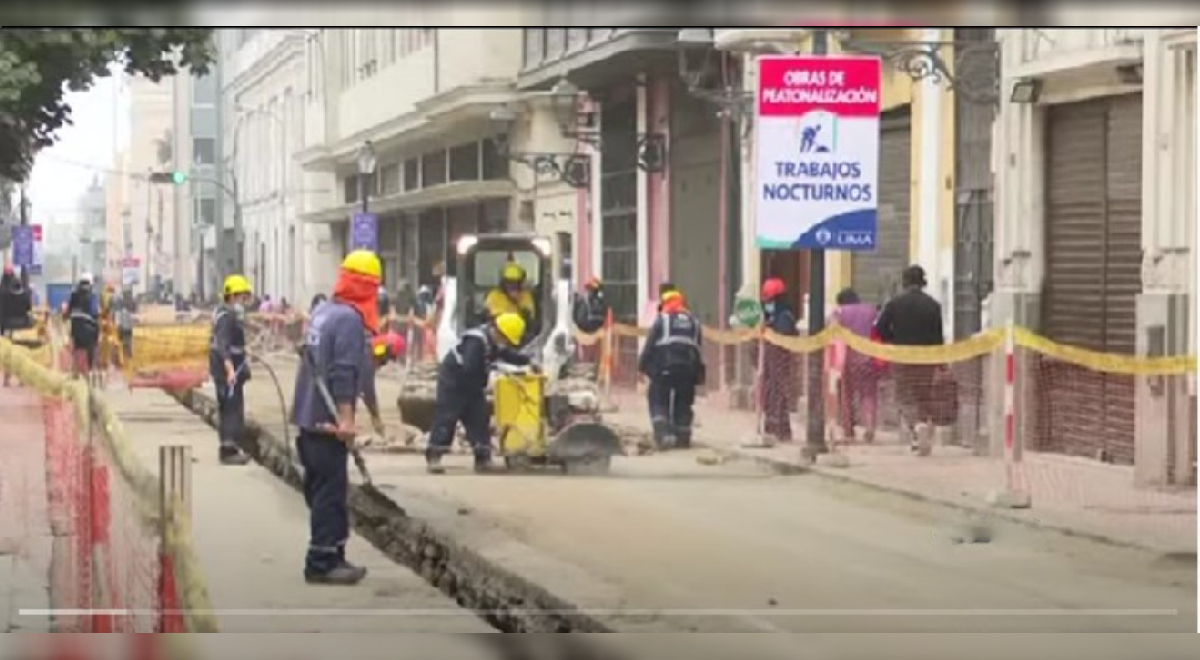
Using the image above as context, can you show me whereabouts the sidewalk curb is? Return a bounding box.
[700,440,1190,557]
[169,388,614,633]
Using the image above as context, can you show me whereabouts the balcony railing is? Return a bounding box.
[1019,28,1142,66]
[521,28,676,71]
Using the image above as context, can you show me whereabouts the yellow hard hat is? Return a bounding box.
[661,289,682,304]
[223,274,252,297]
[494,312,526,346]
[501,263,526,283]
[342,250,382,279]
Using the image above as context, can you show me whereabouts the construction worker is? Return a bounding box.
[572,276,608,335]
[371,331,406,369]
[484,262,536,328]
[211,275,253,466]
[425,312,531,475]
[291,250,386,585]
[639,289,705,450]
[65,273,100,384]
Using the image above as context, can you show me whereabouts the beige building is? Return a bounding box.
[992,28,1197,486]
[104,150,132,286]
[124,75,178,296]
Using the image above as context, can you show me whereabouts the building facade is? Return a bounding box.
[297,23,532,297]
[169,66,220,301]
[992,28,1197,486]
[125,75,178,298]
[77,176,107,279]
[218,28,313,304]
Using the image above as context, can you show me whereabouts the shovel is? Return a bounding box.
[304,354,394,507]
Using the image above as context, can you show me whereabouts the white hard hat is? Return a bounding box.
[80,272,94,285]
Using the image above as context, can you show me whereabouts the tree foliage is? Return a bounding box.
[0,28,215,181]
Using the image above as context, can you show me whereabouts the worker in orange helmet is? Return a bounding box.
[760,277,799,442]
[638,288,705,450]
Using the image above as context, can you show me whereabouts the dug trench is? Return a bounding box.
[169,387,615,633]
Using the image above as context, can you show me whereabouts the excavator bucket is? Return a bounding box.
[547,422,621,474]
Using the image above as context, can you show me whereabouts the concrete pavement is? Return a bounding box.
[105,386,491,632]
[0,388,52,633]
[180,356,1198,632]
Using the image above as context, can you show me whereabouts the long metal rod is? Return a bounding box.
[804,29,830,459]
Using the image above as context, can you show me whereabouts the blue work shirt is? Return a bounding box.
[292,301,376,432]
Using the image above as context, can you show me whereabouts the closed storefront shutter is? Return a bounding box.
[1040,93,1142,464]
[851,108,912,307]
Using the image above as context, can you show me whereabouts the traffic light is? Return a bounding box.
[148,171,188,185]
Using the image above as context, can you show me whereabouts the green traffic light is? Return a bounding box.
[172,171,188,185]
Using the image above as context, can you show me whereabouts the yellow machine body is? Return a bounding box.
[494,372,548,458]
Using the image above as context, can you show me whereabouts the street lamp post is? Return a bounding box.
[356,140,376,215]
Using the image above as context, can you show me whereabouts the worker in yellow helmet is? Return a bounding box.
[483,262,536,335]
[291,250,388,585]
[210,274,254,466]
[425,311,533,475]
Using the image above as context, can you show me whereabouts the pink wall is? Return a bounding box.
[646,75,671,300]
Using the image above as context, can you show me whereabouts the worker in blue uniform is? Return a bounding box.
[639,290,705,450]
[291,250,384,585]
[425,312,531,474]
[210,274,254,466]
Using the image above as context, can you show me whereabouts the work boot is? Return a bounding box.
[675,431,692,450]
[305,561,367,586]
[473,454,494,474]
[425,451,446,475]
[657,434,677,451]
[219,446,251,466]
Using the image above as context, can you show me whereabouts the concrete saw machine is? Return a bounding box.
[396,233,618,473]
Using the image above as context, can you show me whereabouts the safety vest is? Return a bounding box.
[211,307,246,356]
[655,312,700,348]
[450,327,491,366]
[582,293,607,326]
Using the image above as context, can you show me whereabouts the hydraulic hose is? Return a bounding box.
[247,351,296,468]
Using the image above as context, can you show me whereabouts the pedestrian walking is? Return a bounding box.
[831,288,882,443]
[760,277,798,442]
[65,274,100,384]
[291,250,386,585]
[210,275,253,466]
[874,265,945,455]
[640,289,704,450]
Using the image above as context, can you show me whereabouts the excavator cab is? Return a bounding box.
[454,235,554,349]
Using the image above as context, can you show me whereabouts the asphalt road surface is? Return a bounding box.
[220,358,1196,633]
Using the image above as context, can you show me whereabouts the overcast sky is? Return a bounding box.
[28,65,130,225]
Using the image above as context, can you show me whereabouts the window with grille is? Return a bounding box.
[403,157,420,191]
[523,29,545,68]
[192,138,215,165]
[421,149,447,187]
[481,138,509,180]
[545,29,567,59]
[448,142,480,182]
[378,162,401,195]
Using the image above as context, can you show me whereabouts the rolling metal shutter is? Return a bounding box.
[1040,93,1142,464]
[851,108,912,307]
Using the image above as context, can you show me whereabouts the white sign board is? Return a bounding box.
[755,55,882,251]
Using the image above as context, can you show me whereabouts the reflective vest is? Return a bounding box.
[655,312,700,348]
[450,327,491,366]
[211,307,246,356]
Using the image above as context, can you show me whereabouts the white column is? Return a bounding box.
[635,77,650,319]
[741,52,760,296]
[917,29,946,317]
